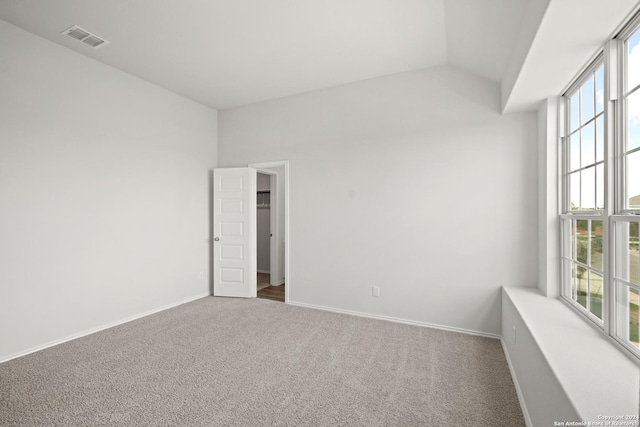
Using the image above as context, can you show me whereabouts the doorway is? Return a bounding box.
[256,172,276,298]
[211,161,289,302]
[251,161,288,303]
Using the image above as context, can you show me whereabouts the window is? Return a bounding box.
[561,18,640,359]
[562,62,606,323]
[567,63,605,211]
[613,22,640,352]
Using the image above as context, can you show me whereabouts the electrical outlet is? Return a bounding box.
[513,326,517,344]
[372,286,380,297]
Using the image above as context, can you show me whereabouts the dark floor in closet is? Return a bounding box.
[257,273,285,302]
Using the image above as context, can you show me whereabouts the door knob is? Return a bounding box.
[214,237,220,241]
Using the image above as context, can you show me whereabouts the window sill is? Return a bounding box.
[502,287,639,423]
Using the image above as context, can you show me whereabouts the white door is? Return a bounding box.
[213,168,257,298]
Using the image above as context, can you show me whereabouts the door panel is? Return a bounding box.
[213,168,256,298]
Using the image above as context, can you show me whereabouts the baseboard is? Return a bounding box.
[501,337,533,427]
[0,293,210,364]
[257,270,271,274]
[286,300,500,339]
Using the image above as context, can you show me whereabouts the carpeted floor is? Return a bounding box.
[0,297,525,426]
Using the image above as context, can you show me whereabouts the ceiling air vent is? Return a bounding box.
[61,25,109,49]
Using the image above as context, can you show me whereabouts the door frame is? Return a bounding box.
[249,160,290,303]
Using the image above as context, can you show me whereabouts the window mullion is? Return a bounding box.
[601,39,619,336]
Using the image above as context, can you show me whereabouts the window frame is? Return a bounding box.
[561,55,606,215]
[612,18,640,355]
[560,15,640,360]
[619,18,640,215]
[561,55,608,330]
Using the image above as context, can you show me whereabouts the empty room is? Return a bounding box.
[1,1,639,426]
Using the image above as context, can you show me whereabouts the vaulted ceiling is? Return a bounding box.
[1,0,638,112]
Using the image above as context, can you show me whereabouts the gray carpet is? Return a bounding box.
[0,297,525,426]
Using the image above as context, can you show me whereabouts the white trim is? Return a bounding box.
[0,293,210,364]
[616,8,640,42]
[287,300,500,339]
[269,173,278,284]
[500,338,533,427]
[249,161,287,169]
[561,51,605,97]
[559,212,605,219]
[257,269,271,274]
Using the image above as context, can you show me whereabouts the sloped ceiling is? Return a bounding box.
[0,0,638,112]
[502,0,640,113]
[444,0,528,84]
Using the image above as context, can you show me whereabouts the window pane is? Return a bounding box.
[570,133,580,171]
[627,28,640,92]
[595,66,604,114]
[581,76,595,124]
[577,266,588,308]
[590,220,603,271]
[596,115,604,162]
[564,259,574,296]
[570,172,580,210]
[632,222,639,286]
[627,90,640,151]
[617,222,639,285]
[581,166,596,210]
[627,150,640,209]
[581,122,595,167]
[616,283,639,349]
[576,220,588,264]
[570,92,580,132]
[570,220,577,259]
[590,272,603,320]
[631,287,639,348]
[596,163,604,210]
[571,263,578,300]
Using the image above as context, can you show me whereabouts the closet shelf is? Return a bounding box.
[257,190,271,208]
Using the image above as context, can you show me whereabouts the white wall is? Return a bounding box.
[219,65,538,335]
[0,20,218,361]
[537,98,560,297]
